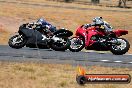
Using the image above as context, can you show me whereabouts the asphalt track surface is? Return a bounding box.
[0,45,132,68]
[0,1,132,68]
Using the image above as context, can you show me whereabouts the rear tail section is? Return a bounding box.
[113,29,128,37]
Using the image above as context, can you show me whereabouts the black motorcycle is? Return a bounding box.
[8,23,73,51]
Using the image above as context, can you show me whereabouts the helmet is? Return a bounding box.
[93,17,102,22]
[37,18,46,25]
[93,17,104,25]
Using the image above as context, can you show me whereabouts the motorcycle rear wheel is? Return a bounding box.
[8,35,27,49]
[51,37,70,51]
[110,38,130,55]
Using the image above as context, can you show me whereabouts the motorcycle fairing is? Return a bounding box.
[75,26,99,47]
[53,29,73,37]
[85,27,99,46]
[75,26,87,46]
[113,29,128,37]
[18,28,47,45]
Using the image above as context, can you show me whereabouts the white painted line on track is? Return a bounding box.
[84,51,109,54]
[128,62,132,64]
[100,60,109,62]
[114,61,123,63]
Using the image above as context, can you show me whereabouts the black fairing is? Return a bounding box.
[18,28,47,45]
[53,29,73,37]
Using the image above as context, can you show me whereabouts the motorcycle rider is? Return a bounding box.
[83,17,115,43]
[28,18,56,37]
[36,18,56,32]
[84,17,113,35]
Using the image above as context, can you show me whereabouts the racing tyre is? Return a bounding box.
[51,38,70,51]
[110,38,130,55]
[69,37,85,52]
[8,35,27,49]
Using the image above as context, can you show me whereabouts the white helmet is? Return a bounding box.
[93,17,104,25]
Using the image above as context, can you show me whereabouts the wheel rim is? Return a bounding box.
[111,39,127,51]
[70,38,84,49]
[12,35,24,45]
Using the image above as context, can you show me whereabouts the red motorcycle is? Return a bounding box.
[69,25,130,55]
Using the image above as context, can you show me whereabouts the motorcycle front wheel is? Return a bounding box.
[8,35,27,49]
[110,38,130,55]
[69,37,85,52]
[51,37,70,51]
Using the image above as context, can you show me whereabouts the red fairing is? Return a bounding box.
[113,29,128,37]
[75,26,87,45]
[75,25,105,47]
[85,27,100,46]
